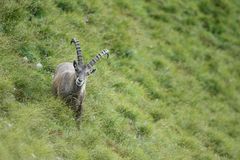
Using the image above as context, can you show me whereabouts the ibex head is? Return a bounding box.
[71,38,109,87]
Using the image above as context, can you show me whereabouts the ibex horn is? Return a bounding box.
[71,38,83,65]
[87,49,109,68]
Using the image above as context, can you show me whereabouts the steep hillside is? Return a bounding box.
[0,0,240,159]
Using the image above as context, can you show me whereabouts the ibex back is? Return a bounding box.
[52,38,109,123]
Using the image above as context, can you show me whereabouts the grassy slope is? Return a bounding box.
[0,0,240,159]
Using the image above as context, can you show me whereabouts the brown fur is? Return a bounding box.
[52,62,86,122]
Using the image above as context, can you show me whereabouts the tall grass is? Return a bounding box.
[0,0,240,159]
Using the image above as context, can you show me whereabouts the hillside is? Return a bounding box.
[0,0,240,159]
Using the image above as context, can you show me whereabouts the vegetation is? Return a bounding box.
[0,0,240,159]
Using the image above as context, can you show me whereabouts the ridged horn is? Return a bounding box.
[71,38,83,65]
[86,49,109,68]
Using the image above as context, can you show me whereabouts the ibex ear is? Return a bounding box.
[86,68,96,76]
[91,68,96,74]
[73,60,78,71]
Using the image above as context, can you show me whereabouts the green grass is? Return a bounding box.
[0,0,240,159]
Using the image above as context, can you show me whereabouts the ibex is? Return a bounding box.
[52,38,109,123]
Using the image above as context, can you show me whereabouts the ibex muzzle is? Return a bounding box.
[52,38,109,123]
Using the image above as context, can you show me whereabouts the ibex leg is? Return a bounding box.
[75,104,83,123]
